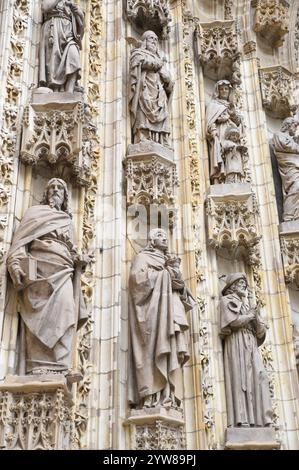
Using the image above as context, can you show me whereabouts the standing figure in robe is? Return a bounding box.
[128,229,194,408]
[220,273,272,427]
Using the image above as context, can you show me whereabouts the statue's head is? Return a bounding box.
[214,80,232,101]
[225,125,240,143]
[148,228,168,253]
[222,272,248,297]
[281,117,298,136]
[141,30,158,54]
[41,178,70,214]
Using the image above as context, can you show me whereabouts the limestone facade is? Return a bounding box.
[0,0,298,450]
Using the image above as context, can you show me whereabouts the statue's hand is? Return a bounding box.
[10,265,26,290]
[74,253,95,269]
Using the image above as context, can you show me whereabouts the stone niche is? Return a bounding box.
[0,375,73,450]
[252,0,290,48]
[196,20,239,81]
[20,89,91,187]
[259,66,297,119]
[206,183,261,262]
[279,220,299,287]
[125,0,171,39]
[127,406,185,450]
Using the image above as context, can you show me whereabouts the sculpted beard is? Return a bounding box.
[48,193,64,210]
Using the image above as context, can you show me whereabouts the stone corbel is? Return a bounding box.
[20,90,91,187]
[125,143,178,228]
[280,221,299,287]
[206,183,261,263]
[0,375,73,450]
[259,66,297,119]
[125,0,171,38]
[196,20,239,81]
[252,0,290,48]
[127,407,185,450]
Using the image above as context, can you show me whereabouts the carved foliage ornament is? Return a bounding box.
[135,421,185,450]
[0,388,71,450]
[196,20,239,81]
[206,189,261,262]
[126,0,171,38]
[259,66,297,119]
[252,0,290,48]
[126,155,178,206]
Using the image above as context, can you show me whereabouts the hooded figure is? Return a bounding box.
[220,273,272,427]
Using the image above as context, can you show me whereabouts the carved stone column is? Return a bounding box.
[206,183,261,263]
[252,0,290,48]
[127,407,185,450]
[259,66,297,119]
[0,375,73,450]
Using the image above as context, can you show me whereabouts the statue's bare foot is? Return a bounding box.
[151,392,160,407]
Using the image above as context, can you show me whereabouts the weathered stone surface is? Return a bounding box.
[128,31,174,148]
[39,0,84,93]
[220,273,273,428]
[225,427,280,450]
[0,374,73,450]
[128,229,194,409]
[6,178,89,376]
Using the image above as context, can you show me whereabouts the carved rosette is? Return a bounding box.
[196,20,239,81]
[128,407,185,450]
[206,184,261,263]
[252,0,290,48]
[20,92,92,187]
[259,66,297,119]
[0,376,72,450]
[126,0,171,38]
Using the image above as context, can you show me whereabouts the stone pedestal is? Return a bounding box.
[224,427,280,450]
[206,183,260,263]
[127,406,185,450]
[279,220,299,287]
[125,142,178,230]
[20,89,91,186]
[0,375,73,450]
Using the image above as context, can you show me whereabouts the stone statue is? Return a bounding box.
[272,117,299,221]
[220,273,272,428]
[39,0,85,92]
[128,229,194,408]
[129,31,174,147]
[206,80,244,184]
[222,125,247,183]
[7,178,90,377]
